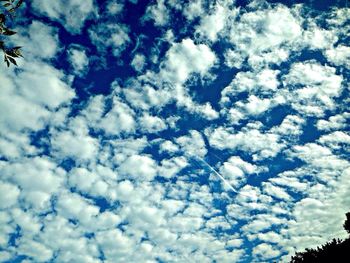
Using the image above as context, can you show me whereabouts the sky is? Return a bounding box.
[0,0,349,262]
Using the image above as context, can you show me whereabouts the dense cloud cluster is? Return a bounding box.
[0,0,349,262]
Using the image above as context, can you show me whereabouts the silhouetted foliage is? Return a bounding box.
[0,0,24,67]
[344,212,350,234]
[290,212,350,262]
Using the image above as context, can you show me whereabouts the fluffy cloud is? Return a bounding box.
[0,181,20,209]
[19,21,60,60]
[143,0,170,27]
[252,243,281,260]
[67,45,89,76]
[325,45,350,67]
[206,125,284,160]
[130,53,146,72]
[316,112,350,131]
[118,155,158,181]
[2,1,350,262]
[183,0,204,21]
[139,113,167,133]
[1,157,64,193]
[176,130,208,157]
[221,69,280,104]
[160,38,216,84]
[195,3,234,42]
[282,61,343,116]
[228,5,302,58]
[89,22,130,57]
[219,156,258,187]
[0,21,75,137]
[51,122,99,162]
[32,0,96,34]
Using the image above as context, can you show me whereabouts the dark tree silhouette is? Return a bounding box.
[344,212,350,234]
[290,212,350,262]
[0,0,24,67]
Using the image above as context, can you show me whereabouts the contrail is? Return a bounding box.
[190,154,239,194]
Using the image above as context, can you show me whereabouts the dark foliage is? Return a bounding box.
[290,212,350,262]
[344,212,350,234]
[0,0,24,67]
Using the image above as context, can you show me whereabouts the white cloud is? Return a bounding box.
[195,3,234,42]
[159,140,179,154]
[97,97,136,135]
[316,112,350,131]
[224,49,246,69]
[282,61,343,116]
[89,22,130,57]
[325,45,350,68]
[118,155,157,181]
[0,21,75,137]
[106,0,124,16]
[237,95,273,116]
[0,75,50,132]
[206,125,284,160]
[176,130,207,157]
[229,5,302,54]
[0,181,20,209]
[220,69,280,107]
[130,53,146,72]
[67,45,89,76]
[183,0,204,21]
[318,131,350,150]
[68,167,99,194]
[56,192,99,224]
[195,102,220,120]
[18,21,60,60]
[252,243,281,260]
[0,251,11,262]
[280,168,350,260]
[51,128,99,162]
[96,229,134,259]
[270,115,305,138]
[22,191,51,211]
[1,157,64,193]
[32,0,96,34]
[11,208,42,235]
[161,38,216,84]
[15,62,75,109]
[262,182,291,201]
[1,2,350,263]
[17,238,53,262]
[219,156,258,187]
[139,113,167,133]
[268,172,308,193]
[247,48,290,70]
[303,21,338,50]
[122,82,172,110]
[143,0,169,27]
[159,156,188,178]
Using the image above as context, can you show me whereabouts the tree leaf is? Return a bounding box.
[2,28,16,35]
[4,55,10,67]
[7,55,17,66]
[0,14,5,23]
[6,48,21,57]
[15,0,23,9]
[11,46,22,57]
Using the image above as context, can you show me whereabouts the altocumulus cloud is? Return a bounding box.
[0,0,349,262]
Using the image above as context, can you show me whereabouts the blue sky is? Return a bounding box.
[0,0,349,262]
